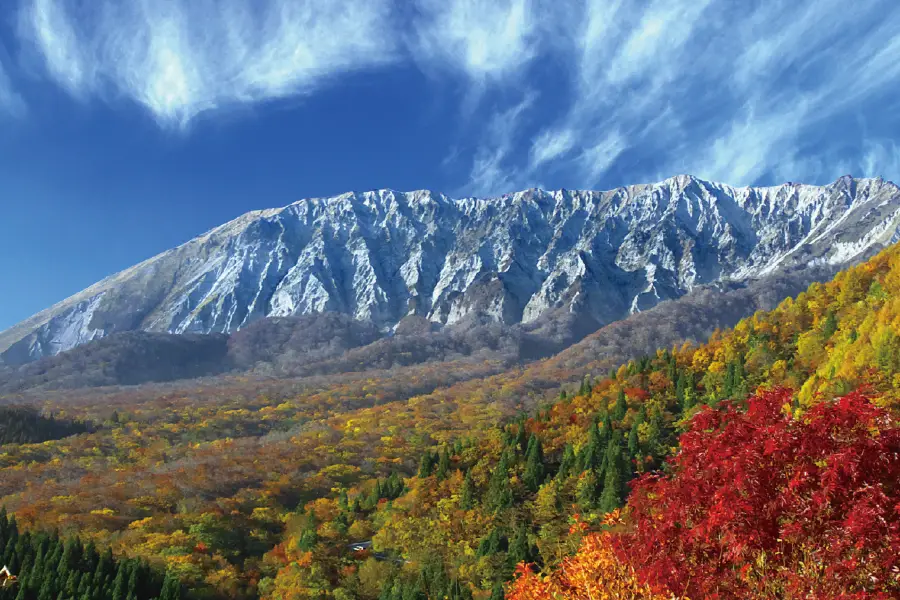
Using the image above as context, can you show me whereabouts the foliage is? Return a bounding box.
[0,407,87,446]
[506,529,667,600]
[0,506,177,600]
[620,388,900,599]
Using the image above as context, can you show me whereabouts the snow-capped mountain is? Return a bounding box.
[3,174,900,364]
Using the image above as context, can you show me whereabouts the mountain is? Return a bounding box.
[3,174,900,364]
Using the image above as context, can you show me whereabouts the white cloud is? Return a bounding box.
[461,92,535,196]
[467,0,900,190]
[8,0,900,188]
[410,0,539,84]
[530,128,576,169]
[18,0,398,128]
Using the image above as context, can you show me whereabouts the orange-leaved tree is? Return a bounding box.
[506,514,670,600]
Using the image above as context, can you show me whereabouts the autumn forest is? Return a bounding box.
[4,244,900,600]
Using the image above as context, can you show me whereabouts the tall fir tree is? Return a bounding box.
[522,434,545,492]
[613,389,627,421]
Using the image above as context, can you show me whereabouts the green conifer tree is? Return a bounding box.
[522,434,545,492]
[613,389,627,421]
[460,471,476,510]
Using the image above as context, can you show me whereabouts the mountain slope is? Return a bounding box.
[3,174,900,363]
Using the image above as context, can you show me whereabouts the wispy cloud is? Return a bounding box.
[464,0,900,191]
[460,92,536,197]
[17,0,398,128]
[6,0,900,190]
[410,0,539,84]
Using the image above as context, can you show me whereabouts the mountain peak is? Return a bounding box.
[4,175,900,363]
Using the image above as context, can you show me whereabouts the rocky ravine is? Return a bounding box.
[3,174,900,364]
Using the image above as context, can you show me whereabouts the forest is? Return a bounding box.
[2,243,900,598]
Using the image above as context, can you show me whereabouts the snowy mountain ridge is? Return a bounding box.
[3,174,900,364]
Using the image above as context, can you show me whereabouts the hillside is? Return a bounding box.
[0,262,840,395]
[257,241,900,599]
[2,242,900,597]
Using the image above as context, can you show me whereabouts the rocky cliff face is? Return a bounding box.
[3,174,899,364]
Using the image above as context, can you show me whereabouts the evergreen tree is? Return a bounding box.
[435,448,451,481]
[556,443,575,480]
[417,451,437,478]
[823,311,838,339]
[460,471,476,510]
[475,528,505,558]
[489,581,505,600]
[485,452,513,512]
[599,438,630,513]
[613,389,627,421]
[628,411,643,458]
[578,419,604,472]
[159,573,181,600]
[579,375,592,396]
[576,469,602,511]
[675,371,688,407]
[297,512,319,552]
[111,562,126,600]
[522,435,545,492]
[507,522,535,568]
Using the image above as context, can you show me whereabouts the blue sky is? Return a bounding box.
[2,0,900,331]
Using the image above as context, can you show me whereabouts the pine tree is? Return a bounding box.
[507,522,534,568]
[489,581,505,600]
[436,448,451,481]
[613,389,627,421]
[111,561,127,600]
[556,443,575,480]
[475,528,504,557]
[522,434,545,492]
[417,451,437,478]
[460,470,476,510]
[676,371,688,406]
[297,511,319,551]
[823,311,838,339]
[599,438,630,513]
[486,452,513,512]
[578,419,604,472]
[159,573,181,600]
[514,419,528,455]
[576,469,601,511]
[579,375,592,396]
[628,411,642,458]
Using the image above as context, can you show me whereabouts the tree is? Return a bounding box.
[297,512,319,551]
[436,448,451,481]
[460,471,476,510]
[598,438,628,514]
[507,522,535,569]
[159,573,182,600]
[506,531,664,600]
[523,435,545,492]
[486,452,513,512]
[627,412,642,459]
[613,389,627,421]
[417,452,437,478]
[556,444,575,481]
[578,420,604,473]
[622,388,900,599]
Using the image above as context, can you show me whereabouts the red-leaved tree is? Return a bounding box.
[619,388,900,599]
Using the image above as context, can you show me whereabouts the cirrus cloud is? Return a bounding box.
[4,0,900,192]
[17,0,399,128]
